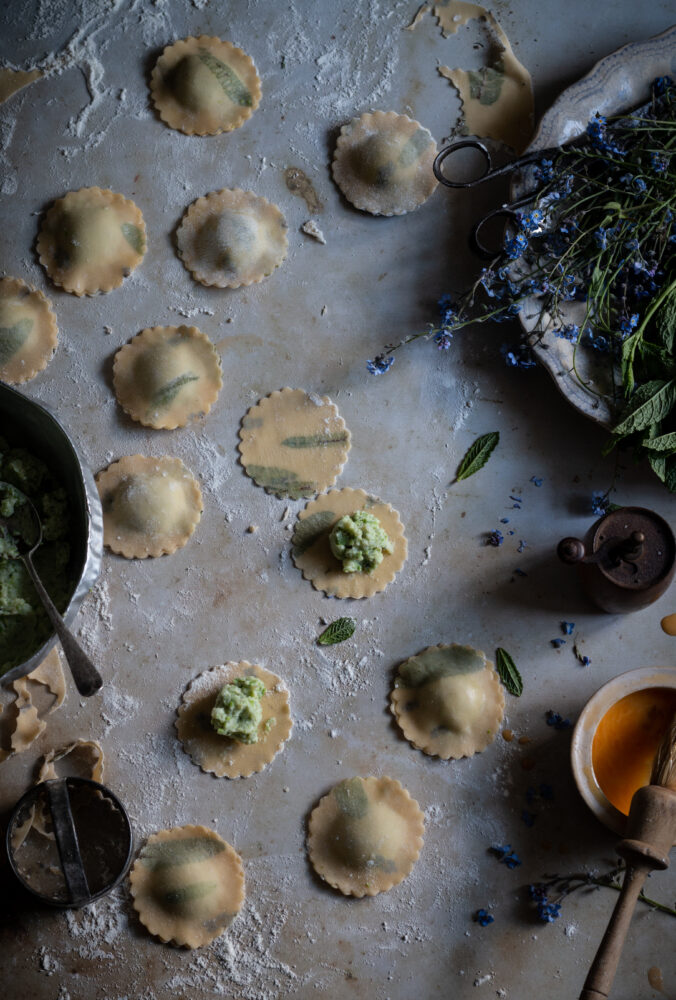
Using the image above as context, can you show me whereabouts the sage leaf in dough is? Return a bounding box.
[397,128,432,168]
[0,318,33,365]
[495,647,523,697]
[399,645,485,688]
[151,373,199,409]
[163,880,218,908]
[247,465,315,500]
[455,431,500,481]
[281,432,349,448]
[468,62,504,106]
[120,222,145,254]
[333,777,369,818]
[612,380,676,437]
[140,836,225,870]
[198,48,252,106]
[318,617,356,646]
[292,509,335,556]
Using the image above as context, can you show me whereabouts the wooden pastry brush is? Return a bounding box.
[579,712,676,1000]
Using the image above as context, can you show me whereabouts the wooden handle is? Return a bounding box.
[579,865,647,1000]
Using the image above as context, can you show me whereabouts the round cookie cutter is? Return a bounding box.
[6,777,133,908]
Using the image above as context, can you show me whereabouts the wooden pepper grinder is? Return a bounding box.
[579,714,676,999]
[558,506,675,613]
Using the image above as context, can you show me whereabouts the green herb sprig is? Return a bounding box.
[317,617,356,645]
[495,647,523,696]
[455,431,500,481]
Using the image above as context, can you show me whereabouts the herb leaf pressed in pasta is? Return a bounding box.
[120,223,145,254]
[317,617,355,646]
[281,432,348,448]
[495,647,523,697]
[0,318,33,365]
[247,465,315,500]
[151,373,199,409]
[455,431,500,481]
[291,510,335,556]
[198,48,252,106]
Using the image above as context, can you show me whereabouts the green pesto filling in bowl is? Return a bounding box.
[0,434,75,675]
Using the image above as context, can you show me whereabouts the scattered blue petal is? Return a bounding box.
[486,530,504,547]
[473,908,494,927]
[521,810,536,828]
[530,476,544,487]
[551,638,566,649]
[514,568,527,577]
[500,517,510,524]
[517,540,527,553]
[546,710,572,730]
[489,844,522,869]
[561,622,575,635]
[366,354,395,376]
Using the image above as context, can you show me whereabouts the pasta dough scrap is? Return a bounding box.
[332,111,438,216]
[307,776,424,897]
[96,455,203,559]
[37,187,146,296]
[150,36,261,136]
[130,824,245,948]
[390,643,505,759]
[177,188,287,288]
[238,388,351,500]
[292,488,407,599]
[113,325,223,430]
[176,661,292,779]
[0,649,67,763]
[0,276,58,384]
[0,67,42,104]
[407,1,534,153]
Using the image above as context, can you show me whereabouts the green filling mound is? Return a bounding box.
[0,435,74,675]
[211,675,266,743]
[329,511,393,573]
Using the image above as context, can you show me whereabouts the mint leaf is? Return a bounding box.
[641,431,676,452]
[455,431,499,481]
[495,647,523,697]
[317,617,356,646]
[612,380,676,436]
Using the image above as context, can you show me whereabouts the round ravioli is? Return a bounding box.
[307,776,424,897]
[129,825,245,948]
[113,325,223,429]
[176,661,292,779]
[292,487,407,599]
[238,388,351,500]
[390,644,505,759]
[150,35,261,136]
[96,455,203,558]
[37,187,146,296]
[0,277,58,384]
[332,110,438,216]
[176,188,288,288]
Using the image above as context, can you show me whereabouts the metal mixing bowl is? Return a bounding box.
[0,382,103,685]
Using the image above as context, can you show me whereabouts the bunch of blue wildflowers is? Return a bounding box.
[367,78,676,489]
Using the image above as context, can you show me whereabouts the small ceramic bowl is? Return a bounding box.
[0,382,103,685]
[571,666,676,836]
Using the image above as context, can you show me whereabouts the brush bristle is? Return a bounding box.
[650,712,676,789]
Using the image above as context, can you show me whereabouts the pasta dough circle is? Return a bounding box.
[390,644,505,759]
[332,111,438,216]
[292,488,407,599]
[307,776,424,897]
[129,825,245,948]
[176,661,292,779]
[176,188,288,288]
[113,325,223,429]
[96,455,203,558]
[238,388,351,500]
[0,277,58,384]
[37,187,146,296]
[150,36,261,136]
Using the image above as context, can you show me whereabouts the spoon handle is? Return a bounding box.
[22,554,102,697]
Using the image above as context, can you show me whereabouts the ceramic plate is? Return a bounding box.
[514,24,676,427]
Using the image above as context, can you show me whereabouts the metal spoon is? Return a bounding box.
[0,482,102,697]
